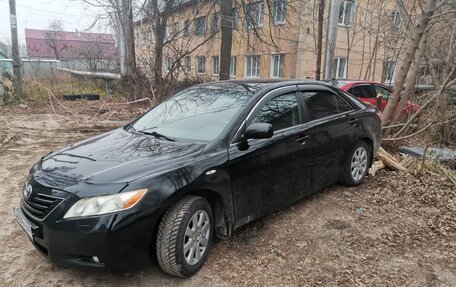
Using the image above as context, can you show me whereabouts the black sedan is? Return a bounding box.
[14,80,382,277]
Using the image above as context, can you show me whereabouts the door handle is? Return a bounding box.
[296,135,310,145]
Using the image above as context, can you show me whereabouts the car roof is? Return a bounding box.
[195,79,335,94]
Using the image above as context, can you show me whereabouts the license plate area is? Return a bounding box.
[13,208,37,240]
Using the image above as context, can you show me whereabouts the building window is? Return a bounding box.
[245,2,264,29]
[184,20,191,37]
[384,60,396,83]
[389,10,402,30]
[270,54,284,78]
[185,56,191,72]
[195,16,206,36]
[164,57,172,72]
[245,55,261,77]
[333,57,347,79]
[232,9,239,30]
[165,23,178,40]
[211,13,219,34]
[212,56,220,75]
[273,0,287,24]
[230,56,237,78]
[197,56,206,74]
[173,23,178,36]
[338,0,355,26]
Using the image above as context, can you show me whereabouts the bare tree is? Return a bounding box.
[77,35,117,72]
[382,0,441,127]
[45,20,65,60]
[0,38,12,57]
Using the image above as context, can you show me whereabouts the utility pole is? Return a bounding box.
[315,0,325,80]
[9,0,22,96]
[323,0,340,80]
[117,0,136,77]
[219,0,233,80]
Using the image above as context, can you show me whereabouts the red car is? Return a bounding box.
[333,80,421,120]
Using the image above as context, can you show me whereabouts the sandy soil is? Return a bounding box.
[0,111,455,287]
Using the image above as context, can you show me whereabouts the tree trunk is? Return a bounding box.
[219,0,233,81]
[385,32,428,136]
[151,1,173,98]
[382,0,437,127]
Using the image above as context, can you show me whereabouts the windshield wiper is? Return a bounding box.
[139,130,176,142]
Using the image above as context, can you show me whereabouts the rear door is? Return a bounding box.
[298,85,358,191]
[228,87,312,226]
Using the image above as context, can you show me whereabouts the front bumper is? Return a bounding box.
[15,181,165,272]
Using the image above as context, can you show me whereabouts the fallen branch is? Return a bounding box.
[30,80,77,117]
[436,165,456,185]
[47,92,56,114]
[382,123,406,130]
[383,119,455,141]
[90,102,111,121]
[369,160,385,177]
[375,147,408,171]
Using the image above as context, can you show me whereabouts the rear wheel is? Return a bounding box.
[156,196,213,277]
[341,141,370,186]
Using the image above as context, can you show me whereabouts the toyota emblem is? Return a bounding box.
[23,183,33,198]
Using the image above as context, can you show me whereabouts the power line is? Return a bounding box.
[0,0,99,18]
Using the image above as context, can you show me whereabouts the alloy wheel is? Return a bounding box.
[351,147,368,181]
[183,210,210,265]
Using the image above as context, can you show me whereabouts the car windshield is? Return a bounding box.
[132,86,253,141]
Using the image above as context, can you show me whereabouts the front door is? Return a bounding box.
[228,88,312,226]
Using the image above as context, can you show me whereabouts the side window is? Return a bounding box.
[303,91,338,120]
[374,85,391,99]
[303,91,351,120]
[348,85,375,99]
[252,93,300,131]
[335,94,353,112]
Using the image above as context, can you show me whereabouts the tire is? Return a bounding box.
[156,196,213,277]
[81,94,100,101]
[341,141,370,186]
[63,94,81,101]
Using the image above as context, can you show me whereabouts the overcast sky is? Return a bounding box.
[0,0,110,44]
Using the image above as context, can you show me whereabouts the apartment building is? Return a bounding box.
[134,0,407,83]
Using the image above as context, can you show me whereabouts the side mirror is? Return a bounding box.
[244,123,273,140]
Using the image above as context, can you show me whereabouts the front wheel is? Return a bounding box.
[341,141,370,186]
[156,196,213,277]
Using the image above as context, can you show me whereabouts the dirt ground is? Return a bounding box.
[0,104,455,287]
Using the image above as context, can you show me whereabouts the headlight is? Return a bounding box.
[63,188,148,219]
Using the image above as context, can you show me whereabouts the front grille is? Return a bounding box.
[22,193,63,220]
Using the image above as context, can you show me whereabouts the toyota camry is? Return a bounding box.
[14,80,382,277]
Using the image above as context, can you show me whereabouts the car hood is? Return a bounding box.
[39,127,206,187]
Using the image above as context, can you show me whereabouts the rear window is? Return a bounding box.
[348,85,375,99]
[302,91,353,121]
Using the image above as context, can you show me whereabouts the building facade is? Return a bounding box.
[134,0,409,84]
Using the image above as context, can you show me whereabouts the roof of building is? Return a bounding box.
[24,28,117,60]
[25,29,115,43]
